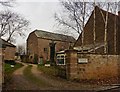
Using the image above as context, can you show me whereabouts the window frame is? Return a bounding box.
[56,54,65,65]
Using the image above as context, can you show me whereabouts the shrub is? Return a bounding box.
[45,60,50,64]
[4,60,16,65]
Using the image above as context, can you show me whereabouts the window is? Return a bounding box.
[44,48,48,52]
[57,54,65,65]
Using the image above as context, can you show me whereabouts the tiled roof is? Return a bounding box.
[0,38,16,48]
[34,30,76,43]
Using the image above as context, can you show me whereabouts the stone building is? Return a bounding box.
[27,30,75,63]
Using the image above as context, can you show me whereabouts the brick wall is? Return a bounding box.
[74,7,120,55]
[27,32,38,63]
[37,39,71,63]
[4,47,16,61]
[27,32,73,63]
[37,38,50,62]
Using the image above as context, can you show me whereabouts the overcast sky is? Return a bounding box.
[4,0,61,45]
[1,0,119,46]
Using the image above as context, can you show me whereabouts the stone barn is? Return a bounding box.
[27,30,75,64]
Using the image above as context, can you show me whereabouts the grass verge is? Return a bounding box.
[4,62,23,84]
[37,65,66,79]
[37,65,57,76]
[23,65,52,87]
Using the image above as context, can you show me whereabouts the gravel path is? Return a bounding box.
[31,64,107,91]
[4,63,40,90]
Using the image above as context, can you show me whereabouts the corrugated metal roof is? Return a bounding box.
[34,30,76,42]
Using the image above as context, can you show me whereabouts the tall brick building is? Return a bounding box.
[27,30,75,63]
[74,6,120,55]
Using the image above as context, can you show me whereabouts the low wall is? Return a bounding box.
[77,54,120,84]
[65,49,120,84]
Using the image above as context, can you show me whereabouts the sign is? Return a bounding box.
[78,58,88,64]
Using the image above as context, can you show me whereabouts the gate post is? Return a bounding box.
[65,49,78,80]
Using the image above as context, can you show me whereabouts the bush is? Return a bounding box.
[4,60,16,65]
[37,65,66,79]
[45,60,50,64]
[37,65,56,76]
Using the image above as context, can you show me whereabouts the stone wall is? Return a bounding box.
[77,54,120,83]
[65,49,78,80]
[65,49,120,84]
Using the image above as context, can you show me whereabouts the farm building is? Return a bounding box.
[0,38,16,62]
[74,6,120,54]
[57,6,120,84]
[27,30,75,64]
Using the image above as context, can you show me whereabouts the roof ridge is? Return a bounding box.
[33,29,76,42]
[34,29,75,38]
[0,38,16,47]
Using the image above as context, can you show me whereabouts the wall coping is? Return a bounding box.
[65,49,78,53]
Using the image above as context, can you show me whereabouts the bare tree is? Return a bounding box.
[0,10,29,42]
[104,3,110,54]
[54,0,118,36]
[54,0,93,36]
[93,0,96,53]
[0,0,15,7]
[17,45,25,55]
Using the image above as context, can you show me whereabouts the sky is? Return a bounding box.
[2,0,62,46]
[1,0,119,46]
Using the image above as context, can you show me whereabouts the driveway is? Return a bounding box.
[3,62,120,91]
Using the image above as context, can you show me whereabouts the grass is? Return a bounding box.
[37,65,57,76]
[37,65,66,79]
[23,65,52,87]
[4,62,23,84]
